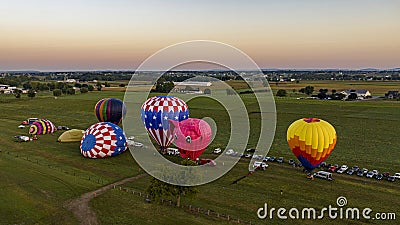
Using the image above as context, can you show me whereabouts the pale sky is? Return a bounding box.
[1,0,399,71]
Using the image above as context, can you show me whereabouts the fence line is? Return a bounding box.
[3,151,107,185]
[114,185,256,225]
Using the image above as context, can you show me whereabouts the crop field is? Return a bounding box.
[0,84,399,224]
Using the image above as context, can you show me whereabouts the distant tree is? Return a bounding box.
[204,88,211,94]
[80,87,88,94]
[119,83,125,87]
[74,83,82,88]
[66,88,75,95]
[30,81,39,91]
[53,89,62,97]
[155,80,174,93]
[331,89,337,95]
[23,83,31,90]
[304,86,314,95]
[104,82,111,87]
[14,89,22,98]
[276,89,287,97]
[27,89,36,98]
[88,85,94,91]
[97,82,102,91]
[47,82,55,91]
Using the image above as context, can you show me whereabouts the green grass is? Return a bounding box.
[0,89,399,225]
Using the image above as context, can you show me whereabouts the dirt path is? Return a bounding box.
[65,173,148,225]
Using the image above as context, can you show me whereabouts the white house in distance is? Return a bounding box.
[172,81,212,94]
[0,84,18,94]
[340,89,372,100]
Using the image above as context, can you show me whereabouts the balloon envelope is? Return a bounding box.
[287,118,337,172]
[80,122,127,158]
[29,119,56,135]
[170,118,212,161]
[94,98,126,125]
[141,96,189,150]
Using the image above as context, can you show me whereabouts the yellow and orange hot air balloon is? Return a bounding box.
[287,118,337,172]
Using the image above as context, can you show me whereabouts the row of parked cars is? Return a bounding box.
[216,148,399,182]
[324,163,399,182]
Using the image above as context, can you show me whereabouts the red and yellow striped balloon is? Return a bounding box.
[287,118,337,171]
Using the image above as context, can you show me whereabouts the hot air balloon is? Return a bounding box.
[169,118,212,161]
[29,119,56,135]
[94,98,127,125]
[80,122,127,158]
[287,118,337,172]
[141,96,189,152]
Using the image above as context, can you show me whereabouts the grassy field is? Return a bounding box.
[0,85,399,224]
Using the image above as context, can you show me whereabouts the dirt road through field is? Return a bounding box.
[65,173,148,225]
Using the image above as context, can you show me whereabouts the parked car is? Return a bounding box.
[277,157,284,163]
[366,171,375,178]
[313,171,334,181]
[296,162,303,167]
[244,154,252,158]
[383,172,390,177]
[337,165,348,173]
[288,159,295,165]
[333,164,339,168]
[357,170,364,177]
[361,168,368,174]
[246,148,256,153]
[199,158,216,166]
[376,174,383,180]
[252,154,262,160]
[263,156,270,162]
[352,166,359,172]
[167,148,180,156]
[371,170,379,175]
[213,148,222,154]
[346,169,354,175]
[225,149,234,155]
[393,173,400,179]
[253,161,268,170]
[387,176,396,182]
[231,152,239,157]
[319,162,326,167]
[269,156,276,162]
[328,166,337,173]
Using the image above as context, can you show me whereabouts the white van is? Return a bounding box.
[313,171,334,181]
[167,148,180,156]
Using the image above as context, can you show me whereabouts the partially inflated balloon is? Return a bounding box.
[29,119,56,135]
[287,118,337,172]
[94,98,126,125]
[80,122,127,158]
[141,96,189,150]
[169,118,212,161]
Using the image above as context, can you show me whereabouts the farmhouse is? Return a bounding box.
[0,84,18,94]
[340,89,371,100]
[172,81,212,94]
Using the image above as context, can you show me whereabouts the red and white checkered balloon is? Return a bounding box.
[80,122,127,158]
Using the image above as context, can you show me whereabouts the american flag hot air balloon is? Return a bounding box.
[141,96,189,151]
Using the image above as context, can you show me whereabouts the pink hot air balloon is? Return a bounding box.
[169,118,212,161]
